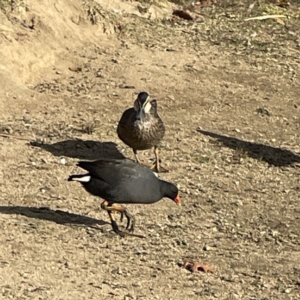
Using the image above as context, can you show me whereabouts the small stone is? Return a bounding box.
[231,293,240,299]
[4,126,13,134]
[168,214,174,220]
[203,245,213,251]
[132,282,141,287]
[235,200,243,206]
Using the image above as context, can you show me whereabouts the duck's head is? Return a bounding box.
[134,92,153,121]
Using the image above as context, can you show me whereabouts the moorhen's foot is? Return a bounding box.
[111,220,126,237]
[123,210,135,232]
[118,209,135,232]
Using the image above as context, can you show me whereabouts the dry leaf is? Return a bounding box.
[183,259,214,273]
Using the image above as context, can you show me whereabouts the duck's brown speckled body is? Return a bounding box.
[117,92,166,172]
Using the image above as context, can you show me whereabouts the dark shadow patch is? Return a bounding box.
[30,139,125,160]
[197,129,300,167]
[0,206,109,228]
[0,206,147,238]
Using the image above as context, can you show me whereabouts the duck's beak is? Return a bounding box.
[136,107,146,120]
[175,194,181,206]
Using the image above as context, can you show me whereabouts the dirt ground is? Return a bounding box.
[0,0,299,299]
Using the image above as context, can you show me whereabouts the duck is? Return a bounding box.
[68,159,181,237]
[117,91,167,172]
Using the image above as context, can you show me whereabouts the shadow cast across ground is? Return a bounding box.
[30,139,125,160]
[0,206,147,238]
[0,206,109,229]
[197,129,300,167]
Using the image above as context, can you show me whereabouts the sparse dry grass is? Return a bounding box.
[0,0,26,12]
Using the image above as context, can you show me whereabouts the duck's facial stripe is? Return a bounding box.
[134,96,151,112]
[143,101,152,113]
[134,100,139,111]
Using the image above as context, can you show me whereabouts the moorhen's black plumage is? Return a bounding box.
[117,92,166,172]
[68,159,181,237]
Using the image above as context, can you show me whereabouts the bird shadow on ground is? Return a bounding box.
[0,206,109,229]
[197,129,300,167]
[30,139,126,160]
[0,206,146,238]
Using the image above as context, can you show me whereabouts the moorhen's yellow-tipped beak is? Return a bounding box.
[175,194,181,206]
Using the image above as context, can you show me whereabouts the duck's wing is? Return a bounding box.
[117,107,135,127]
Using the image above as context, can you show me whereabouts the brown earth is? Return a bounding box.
[0,0,299,299]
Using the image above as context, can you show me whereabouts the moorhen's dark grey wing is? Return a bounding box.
[77,159,157,186]
[77,159,142,185]
[78,159,164,203]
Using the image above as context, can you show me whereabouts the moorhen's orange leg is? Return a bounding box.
[101,201,135,235]
[101,201,125,237]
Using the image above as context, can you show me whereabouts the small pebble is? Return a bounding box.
[203,245,213,251]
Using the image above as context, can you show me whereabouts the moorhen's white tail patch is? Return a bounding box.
[71,175,91,182]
